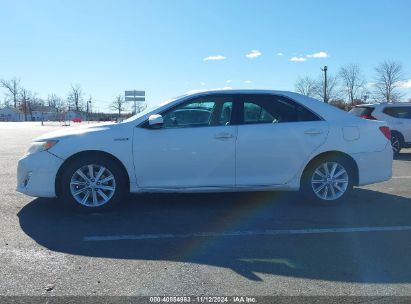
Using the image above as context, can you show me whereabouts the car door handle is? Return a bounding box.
[304,129,323,135]
[215,132,234,139]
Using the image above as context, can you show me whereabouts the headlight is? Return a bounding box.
[27,140,59,155]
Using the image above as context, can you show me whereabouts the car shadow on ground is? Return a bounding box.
[18,189,411,283]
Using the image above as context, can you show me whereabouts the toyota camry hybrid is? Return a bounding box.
[17,90,393,209]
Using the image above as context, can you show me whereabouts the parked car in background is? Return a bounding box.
[17,90,393,210]
[350,103,411,155]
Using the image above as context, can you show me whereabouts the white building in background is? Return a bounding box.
[0,107,25,121]
[31,106,58,121]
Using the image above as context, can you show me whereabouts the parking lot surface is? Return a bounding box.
[1,122,411,296]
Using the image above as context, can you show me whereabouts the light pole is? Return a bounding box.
[89,99,92,121]
[86,97,92,123]
[321,66,328,103]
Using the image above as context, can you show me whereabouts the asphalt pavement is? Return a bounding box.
[1,122,411,296]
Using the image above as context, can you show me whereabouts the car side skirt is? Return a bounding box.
[132,184,298,193]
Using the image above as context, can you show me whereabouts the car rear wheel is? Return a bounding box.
[301,157,354,205]
[61,155,127,210]
[391,133,402,156]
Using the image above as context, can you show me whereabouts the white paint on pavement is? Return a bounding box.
[83,225,411,241]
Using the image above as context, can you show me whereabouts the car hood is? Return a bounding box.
[33,122,117,141]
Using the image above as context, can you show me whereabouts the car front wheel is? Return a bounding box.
[301,157,354,205]
[61,155,127,210]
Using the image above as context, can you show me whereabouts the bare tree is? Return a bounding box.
[47,94,58,108]
[47,94,65,111]
[19,89,32,121]
[339,64,366,105]
[0,78,20,108]
[315,74,340,102]
[1,97,11,107]
[67,84,83,111]
[294,76,317,97]
[29,95,45,109]
[135,101,147,114]
[110,95,128,119]
[374,60,405,102]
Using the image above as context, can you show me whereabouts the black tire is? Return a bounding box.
[391,132,402,156]
[60,154,128,211]
[300,156,354,206]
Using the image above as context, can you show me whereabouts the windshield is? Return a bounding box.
[122,95,186,123]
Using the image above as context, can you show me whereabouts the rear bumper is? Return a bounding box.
[350,143,393,186]
[16,151,64,198]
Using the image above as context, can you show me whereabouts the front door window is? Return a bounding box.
[162,96,233,128]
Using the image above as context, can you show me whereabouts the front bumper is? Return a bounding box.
[16,151,64,198]
[351,142,393,186]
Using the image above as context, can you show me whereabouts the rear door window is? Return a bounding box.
[239,94,321,124]
[243,102,275,123]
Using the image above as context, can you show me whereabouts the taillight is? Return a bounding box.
[361,114,377,120]
[379,126,391,140]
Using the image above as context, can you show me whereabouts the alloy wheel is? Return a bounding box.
[311,162,349,201]
[391,136,400,154]
[70,164,116,207]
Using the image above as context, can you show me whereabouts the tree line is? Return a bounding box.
[0,80,146,121]
[295,60,409,110]
[0,79,93,120]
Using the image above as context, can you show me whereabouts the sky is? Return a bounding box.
[1,0,411,112]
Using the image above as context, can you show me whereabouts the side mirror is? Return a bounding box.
[148,114,164,128]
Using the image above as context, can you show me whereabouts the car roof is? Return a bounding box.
[355,102,411,108]
[183,89,293,97]
[182,89,326,103]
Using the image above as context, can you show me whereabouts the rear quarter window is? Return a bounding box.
[349,107,374,117]
[240,94,321,124]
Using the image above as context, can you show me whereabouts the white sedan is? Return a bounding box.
[17,90,393,209]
